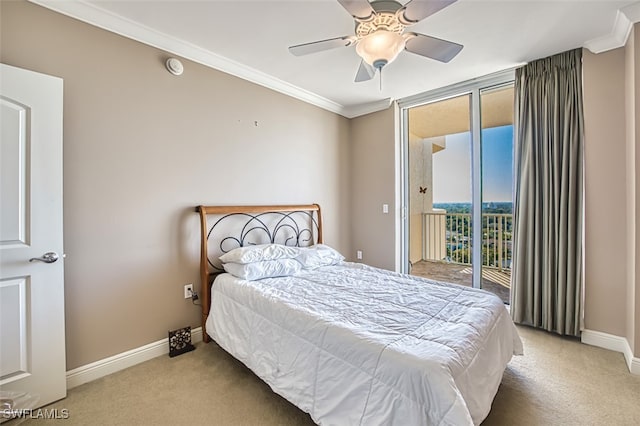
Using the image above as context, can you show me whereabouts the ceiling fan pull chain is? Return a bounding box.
[379,67,383,92]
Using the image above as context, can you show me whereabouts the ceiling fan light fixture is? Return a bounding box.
[355,30,406,69]
[288,0,463,84]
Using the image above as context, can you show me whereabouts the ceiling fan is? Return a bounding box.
[289,0,463,83]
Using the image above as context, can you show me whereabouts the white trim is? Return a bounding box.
[396,70,515,286]
[470,86,482,290]
[584,3,640,54]
[581,329,629,353]
[27,1,640,116]
[584,10,632,53]
[622,2,640,25]
[581,329,640,375]
[27,0,354,118]
[393,101,404,274]
[396,68,517,109]
[342,98,393,118]
[66,327,203,389]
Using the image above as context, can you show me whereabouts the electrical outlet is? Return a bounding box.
[356,250,363,260]
[184,283,193,299]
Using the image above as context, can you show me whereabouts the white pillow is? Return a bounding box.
[223,258,302,280]
[295,244,345,269]
[219,243,300,264]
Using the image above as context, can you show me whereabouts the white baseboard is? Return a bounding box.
[66,327,203,389]
[581,329,640,375]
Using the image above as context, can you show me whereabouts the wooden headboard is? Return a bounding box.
[196,204,323,343]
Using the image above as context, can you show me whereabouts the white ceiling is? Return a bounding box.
[32,0,640,117]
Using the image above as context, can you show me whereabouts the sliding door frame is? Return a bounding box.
[397,69,515,288]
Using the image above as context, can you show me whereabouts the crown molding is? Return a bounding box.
[27,0,371,118]
[32,0,634,118]
[343,98,393,118]
[584,2,640,53]
[623,1,640,23]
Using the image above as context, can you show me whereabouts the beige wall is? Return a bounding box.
[350,107,396,271]
[624,26,636,356]
[582,47,629,338]
[583,25,640,358]
[629,25,640,355]
[1,1,351,369]
[409,133,425,264]
[4,0,639,370]
[636,25,640,356]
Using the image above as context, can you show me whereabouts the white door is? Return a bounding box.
[0,63,66,411]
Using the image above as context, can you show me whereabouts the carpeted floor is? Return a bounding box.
[12,325,640,425]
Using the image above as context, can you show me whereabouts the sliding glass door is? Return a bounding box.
[407,94,473,287]
[400,72,514,303]
[480,85,514,303]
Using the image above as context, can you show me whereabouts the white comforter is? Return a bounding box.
[206,262,523,425]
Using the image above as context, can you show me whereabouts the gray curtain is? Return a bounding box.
[511,49,584,336]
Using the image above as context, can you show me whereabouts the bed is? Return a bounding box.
[197,204,523,425]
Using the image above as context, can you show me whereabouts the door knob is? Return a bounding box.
[29,252,59,263]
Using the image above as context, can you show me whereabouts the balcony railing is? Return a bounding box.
[422,211,513,271]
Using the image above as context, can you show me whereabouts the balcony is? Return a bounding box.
[412,211,512,304]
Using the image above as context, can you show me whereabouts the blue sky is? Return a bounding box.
[432,125,513,203]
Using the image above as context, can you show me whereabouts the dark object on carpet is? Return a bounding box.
[168,326,195,358]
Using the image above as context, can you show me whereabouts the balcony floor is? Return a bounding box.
[411,260,511,304]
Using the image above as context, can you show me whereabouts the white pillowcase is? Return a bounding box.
[223,258,302,281]
[295,244,345,269]
[219,243,300,264]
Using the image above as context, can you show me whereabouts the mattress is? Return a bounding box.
[206,262,523,425]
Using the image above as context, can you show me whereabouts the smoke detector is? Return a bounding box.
[165,58,184,76]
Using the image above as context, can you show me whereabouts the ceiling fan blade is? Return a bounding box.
[400,0,457,24]
[289,36,355,56]
[405,33,463,63]
[355,60,376,82]
[337,0,375,20]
